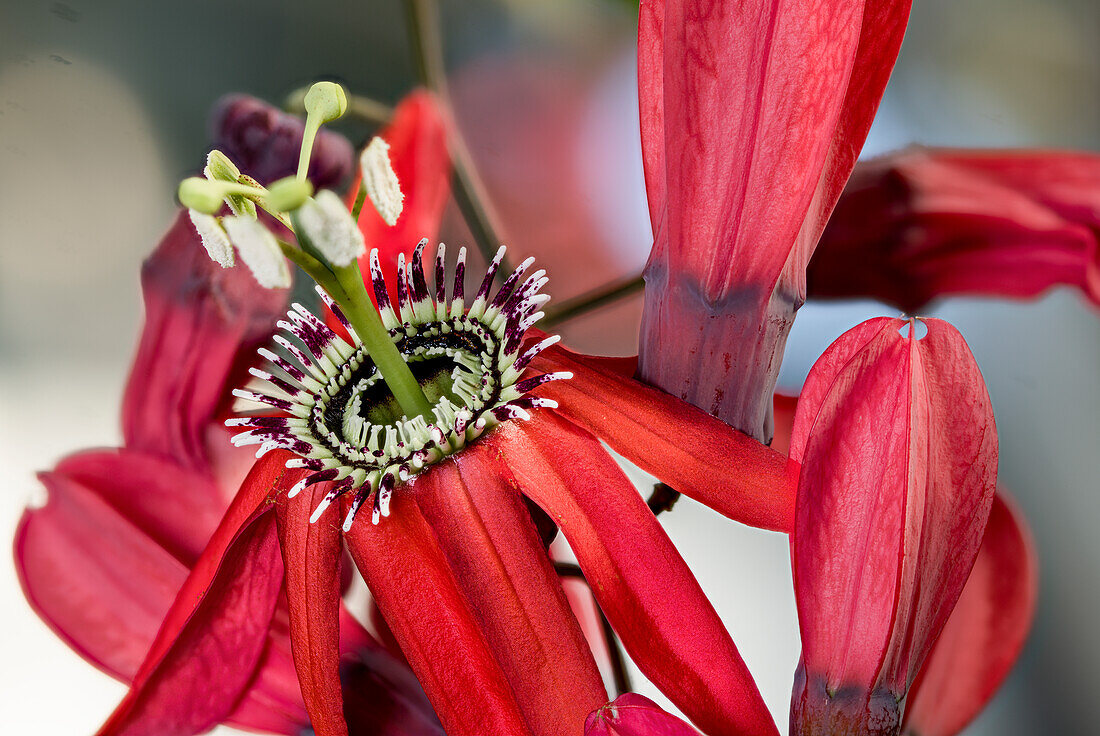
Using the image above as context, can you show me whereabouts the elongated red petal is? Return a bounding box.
[637,0,911,440]
[16,448,335,735]
[810,147,1100,311]
[122,210,287,471]
[490,413,777,736]
[275,482,347,736]
[586,694,704,736]
[789,318,997,734]
[353,90,450,304]
[53,449,224,565]
[96,506,285,736]
[415,448,606,736]
[532,342,792,532]
[343,490,534,736]
[129,451,297,686]
[14,470,187,681]
[227,623,312,735]
[902,492,1038,736]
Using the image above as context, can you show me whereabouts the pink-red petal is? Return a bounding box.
[809,147,1100,311]
[415,449,607,736]
[53,449,224,565]
[490,413,778,736]
[14,470,188,682]
[343,490,534,736]
[275,482,347,736]
[122,210,287,472]
[902,492,1038,736]
[790,318,997,734]
[532,342,792,532]
[586,694,704,736]
[96,506,285,736]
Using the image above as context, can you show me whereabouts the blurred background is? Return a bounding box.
[1,0,1097,733]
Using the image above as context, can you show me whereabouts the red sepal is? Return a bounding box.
[810,147,1100,311]
[902,492,1038,736]
[586,694,704,736]
[351,90,450,308]
[122,211,287,471]
[491,413,778,736]
[94,451,296,736]
[343,490,534,736]
[637,0,911,440]
[533,342,792,532]
[275,482,347,736]
[416,449,607,736]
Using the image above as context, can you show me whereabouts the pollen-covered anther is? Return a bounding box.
[228,243,564,528]
[297,190,366,266]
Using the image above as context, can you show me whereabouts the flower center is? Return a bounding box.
[227,241,568,529]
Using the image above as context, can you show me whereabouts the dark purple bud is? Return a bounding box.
[209,94,354,189]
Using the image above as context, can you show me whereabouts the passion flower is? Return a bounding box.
[228,240,566,528]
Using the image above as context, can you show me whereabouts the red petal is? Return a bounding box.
[902,492,1038,736]
[53,449,224,565]
[122,210,287,471]
[14,470,187,681]
[96,505,285,736]
[275,483,347,736]
[352,90,450,306]
[415,448,607,736]
[561,575,614,681]
[810,147,1100,311]
[789,318,997,733]
[227,625,312,735]
[490,414,778,736]
[533,341,792,532]
[586,694,703,736]
[132,451,298,686]
[637,0,911,439]
[343,490,534,736]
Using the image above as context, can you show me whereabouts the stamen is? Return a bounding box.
[188,210,234,268]
[296,191,366,267]
[360,136,404,226]
[223,216,291,289]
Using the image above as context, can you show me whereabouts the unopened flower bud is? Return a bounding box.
[223,215,291,289]
[360,136,404,226]
[296,190,366,267]
[188,210,234,267]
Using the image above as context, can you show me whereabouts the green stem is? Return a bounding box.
[332,260,434,419]
[277,241,346,300]
[287,213,433,420]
